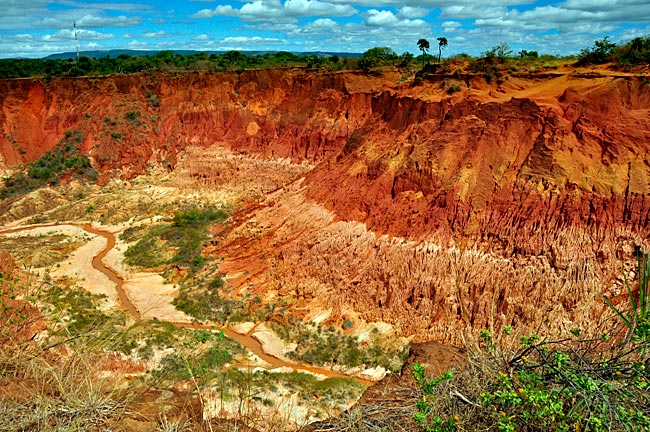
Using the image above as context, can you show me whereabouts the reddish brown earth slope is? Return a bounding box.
[1,68,649,342]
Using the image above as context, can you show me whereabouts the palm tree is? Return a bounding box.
[417,38,430,67]
[437,37,448,63]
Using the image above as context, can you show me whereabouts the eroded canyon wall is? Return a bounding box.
[1,69,649,341]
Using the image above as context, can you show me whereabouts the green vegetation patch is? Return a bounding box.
[1,130,97,199]
[123,207,228,271]
[154,329,245,384]
[173,274,252,323]
[41,282,125,339]
[274,321,408,372]
[208,368,365,406]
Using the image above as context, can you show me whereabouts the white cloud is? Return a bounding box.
[127,39,148,48]
[215,35,288,50]
[191,5,235,18]
[364,9,428,28]
[37,14,141,29]
[41,29,115,42]
[309,18,339,29]
[248,21,300,31]
[366,9,399,26]
[284,0,355,16]
[442,20,462,33]
[397,6,428,19]
[563,0,650,12]
[76,14,141,28]
[441,5,509,20]
[142,30,168,38]
[193,34,211,40]
[192,0,356,20]
[220,36,285,44]
[325,0,534,6]
[442,21,461,28]
[471,3,650,34]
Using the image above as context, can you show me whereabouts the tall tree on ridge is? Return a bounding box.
[417,38,430,68]
[437,37,448,63]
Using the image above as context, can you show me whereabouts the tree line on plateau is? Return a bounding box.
[0,35,648,79]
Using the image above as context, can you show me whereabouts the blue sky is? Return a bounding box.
[0,0,649,58]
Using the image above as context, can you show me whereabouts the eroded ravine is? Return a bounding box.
[0,222,372,384]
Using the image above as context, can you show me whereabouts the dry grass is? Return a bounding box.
[0,350,131,431]
[305,385,419,432]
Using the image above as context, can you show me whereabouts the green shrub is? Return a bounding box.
[173,279,248,323]
[154,329,244,384]
[577,36,616,65]
[412,326,649,432]
[124,110,141,126]
[1,131,97,199]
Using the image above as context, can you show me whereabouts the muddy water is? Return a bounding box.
[0,222,372,384]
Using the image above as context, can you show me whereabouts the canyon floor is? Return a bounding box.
[0,152,417,430]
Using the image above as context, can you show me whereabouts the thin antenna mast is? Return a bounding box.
[74,21,79,63]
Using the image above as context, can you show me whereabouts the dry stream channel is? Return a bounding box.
[0,222,372,384]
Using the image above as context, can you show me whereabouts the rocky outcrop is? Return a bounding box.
[1,69,649,341]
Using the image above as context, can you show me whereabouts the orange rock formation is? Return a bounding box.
[1,68,649,342]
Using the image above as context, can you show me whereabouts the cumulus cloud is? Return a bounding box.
[193,34,211,40]
[191,0,357,20]
[191,5,235,18]
[41,29,115,42]
[441,20,462,33]
[325,0,534,6]
[308,18,339,29]
[397,6,428,19]
[440,5,509,20]
[215,35,288,49]
[76,14,141,28]
[365,9,399,26]
[127,39,149,48]
[471,2,650,34]
[365,9,428,28]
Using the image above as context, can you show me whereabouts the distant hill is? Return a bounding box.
[43,49,362,60]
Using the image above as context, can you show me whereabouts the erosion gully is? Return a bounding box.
[0,222,373,385]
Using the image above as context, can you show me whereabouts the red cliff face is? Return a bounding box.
[0,70,380,176]
[1,69,649,341]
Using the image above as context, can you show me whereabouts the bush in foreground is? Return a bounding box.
[412,253,650,432]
